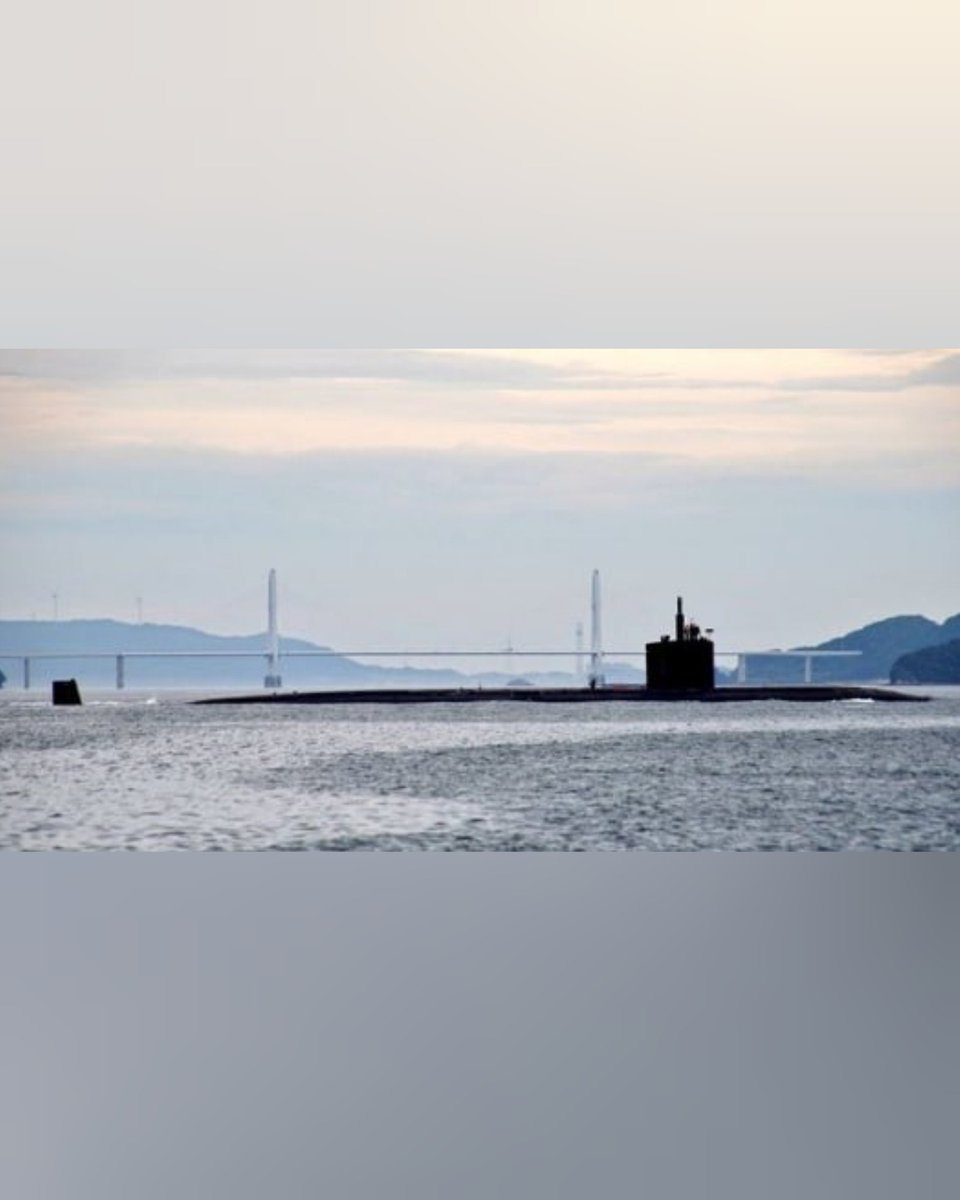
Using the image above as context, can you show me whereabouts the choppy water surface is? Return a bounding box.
[2,690,959,849]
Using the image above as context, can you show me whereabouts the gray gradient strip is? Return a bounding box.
[2,855,957,1200]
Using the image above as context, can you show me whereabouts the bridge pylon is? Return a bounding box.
[264,568,282,688]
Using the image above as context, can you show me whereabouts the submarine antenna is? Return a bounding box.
[264,568,282,688]
[589,569,605,688]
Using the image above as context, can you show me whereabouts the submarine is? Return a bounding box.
[194,597,926,705]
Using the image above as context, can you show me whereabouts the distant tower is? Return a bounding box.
[264,568,282,688]
[575,621,584,682]
[589,569,605,688]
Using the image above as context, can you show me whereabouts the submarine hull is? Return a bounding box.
[195,684,926,705]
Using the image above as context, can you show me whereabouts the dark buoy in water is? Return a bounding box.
[52,679,83,706]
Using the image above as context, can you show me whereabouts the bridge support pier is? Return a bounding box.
[23,657,30,690]
[116,654,125,690]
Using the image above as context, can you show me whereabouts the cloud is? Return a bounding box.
[906,351,960,387]
[2,381,958,488]
[2,351,957,495]
[4,348,957,396]
[0,350,583,390]
[779,352,960,393]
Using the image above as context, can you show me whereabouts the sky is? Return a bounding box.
[4,3,958,348]
[1,348,958,659]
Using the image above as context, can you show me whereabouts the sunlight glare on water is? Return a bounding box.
[2,690,959,850]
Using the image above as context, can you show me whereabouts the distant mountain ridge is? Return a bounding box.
[891,638,960,684]
[2,612,957,689]
[0,618,326,656]
[0,619,463,689]
[0,618,617,689]
[799,613,960,681]
[744,613,960,683]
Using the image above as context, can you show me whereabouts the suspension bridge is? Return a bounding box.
[0,569,859,691]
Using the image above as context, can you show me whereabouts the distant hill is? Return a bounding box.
[891,638,960,684]
[4,613,955,691]
[0,619,468,689]
[742,613,960,683]
[0,618,593,690]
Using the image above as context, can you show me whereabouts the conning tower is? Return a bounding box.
[645,596,715,691]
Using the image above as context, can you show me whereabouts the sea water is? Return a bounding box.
[2,689,958,850]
